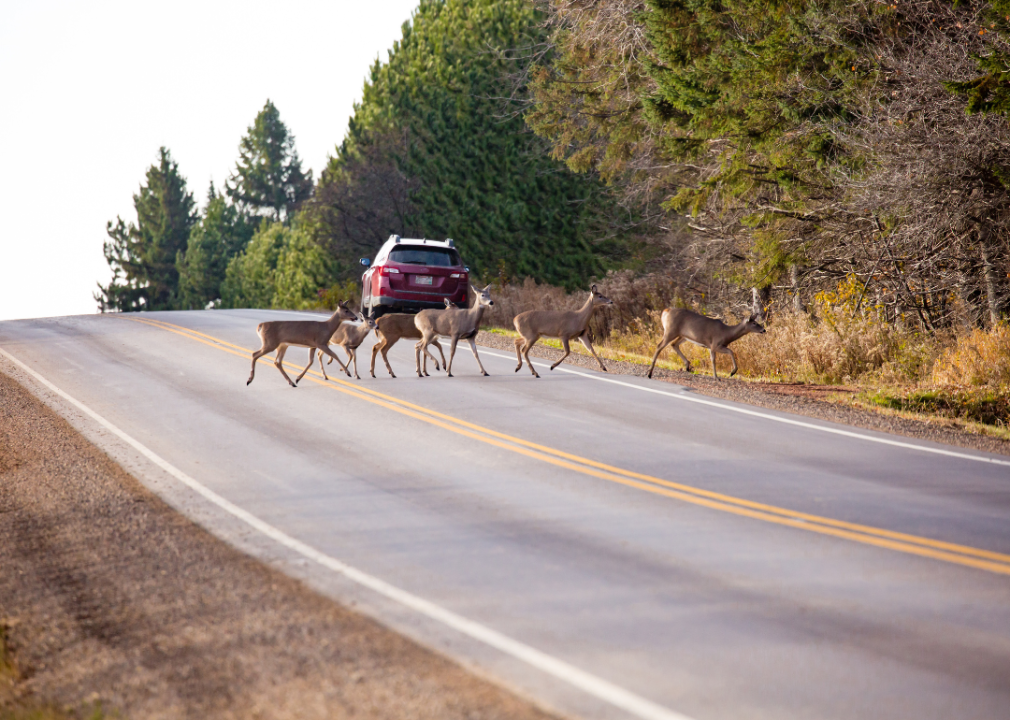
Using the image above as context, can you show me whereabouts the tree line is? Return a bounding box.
[527,0,1010,329]
[103,0,1010,330]
[98,0,629,313]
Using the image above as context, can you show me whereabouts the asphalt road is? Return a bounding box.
[2,310,1009,720]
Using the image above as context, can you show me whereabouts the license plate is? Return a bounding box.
[415,275,433,285]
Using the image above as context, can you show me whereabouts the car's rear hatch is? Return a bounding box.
[387,264,458,297]
[385,246,463,299]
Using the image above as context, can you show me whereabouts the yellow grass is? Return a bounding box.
[482,275,1010,433]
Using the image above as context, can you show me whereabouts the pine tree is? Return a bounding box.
[176,183,255,309]
[306,0,622,290]
[220,221,290,308]
[97,147,197,311]
[226,100,313,222]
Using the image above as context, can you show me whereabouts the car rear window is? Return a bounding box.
[388,247,461,267]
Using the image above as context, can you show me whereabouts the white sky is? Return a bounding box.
[0,0,419,321]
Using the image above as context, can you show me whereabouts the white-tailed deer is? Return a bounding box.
[369,313,446,378]
[246,303,357,387]
[647,308,766,380]
[302,313,376,381]
[414,285,494,377]
[512,285,614,378]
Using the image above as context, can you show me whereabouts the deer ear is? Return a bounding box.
[483,284,492,293]
[591,284,598,293]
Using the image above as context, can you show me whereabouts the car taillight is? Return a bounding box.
[450,272,467,279]
[379,266,400,276]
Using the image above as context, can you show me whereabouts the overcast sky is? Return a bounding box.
[0,0,419,321]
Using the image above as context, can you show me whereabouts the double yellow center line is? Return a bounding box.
[127,315,1010,577]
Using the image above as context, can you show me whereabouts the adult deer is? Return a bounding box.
[647,308,766,380]
[512,284,614,378]
[369,313,446,378]
[302,313,376,381]
[414,285,494,377]
[246,303,356,387]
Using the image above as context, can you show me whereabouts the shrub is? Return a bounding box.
[931,323,1010,390]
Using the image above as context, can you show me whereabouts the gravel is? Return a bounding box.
[476,331,1010,458]
[0,369,559,720]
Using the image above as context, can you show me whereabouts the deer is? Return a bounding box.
[369,313,447,378]
[414,285,494,377]
[246,303,357,387]
[301,312,377,382]
[512,285,614,378]
[647,308,766,380]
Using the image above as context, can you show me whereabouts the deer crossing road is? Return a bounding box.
[2,309,1009,720]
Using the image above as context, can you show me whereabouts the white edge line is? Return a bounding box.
[0,346,694,720]
[154,311,1010,467]
[476,349,1010,468]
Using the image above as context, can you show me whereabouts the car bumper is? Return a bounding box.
[370,295,467,312]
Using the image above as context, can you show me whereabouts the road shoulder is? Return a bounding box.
[475,331,1010,458]
[0,368,559,720]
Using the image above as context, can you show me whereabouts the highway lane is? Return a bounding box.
[1,310,1009,720]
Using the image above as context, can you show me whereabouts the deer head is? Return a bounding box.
[333,301,357,322]
[590,284,614,307]
[745,313,766,334]
[471,284,494,308]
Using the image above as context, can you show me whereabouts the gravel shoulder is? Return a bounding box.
[476,330,1010,458]
[0,369,559,720]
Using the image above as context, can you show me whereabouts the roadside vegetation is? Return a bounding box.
[0,625,108,720]
[97,0,1010,436]
[482,274,1010,438]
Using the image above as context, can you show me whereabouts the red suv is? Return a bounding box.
[360,235,469,318]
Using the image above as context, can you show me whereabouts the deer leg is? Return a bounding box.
[577,332,607,372]
[720,346,739,377]
[671,338,691,373]
[318,347,331,381]
[514,336,524,372]
[296,348,319,384]
[415,340,424,377]
[274,345,298,387]
[380,341,397,378]
[445,337,460,377]
[421,340,440,375]
[467,337,489,376]
[550,338,572,371]
[709,347,720,380]
[318,344,351,378]
[431,339,445,372]
[370,339,382,378]
[348,346,360,380]
[522,338,540,378]
[247,345,272,385]
[647,336,674,378]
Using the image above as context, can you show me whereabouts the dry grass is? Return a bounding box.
[485,271,680,340]
[0,623,109,720]
[931,323,1010,389]
[482,274,1010,431]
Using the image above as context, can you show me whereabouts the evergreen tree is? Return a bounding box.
[305,0,623,290]
[220,221,289,308]
[273,228,335,309]
[176,183,255,309]
[226,100,313,222]
[97,147,197,311]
